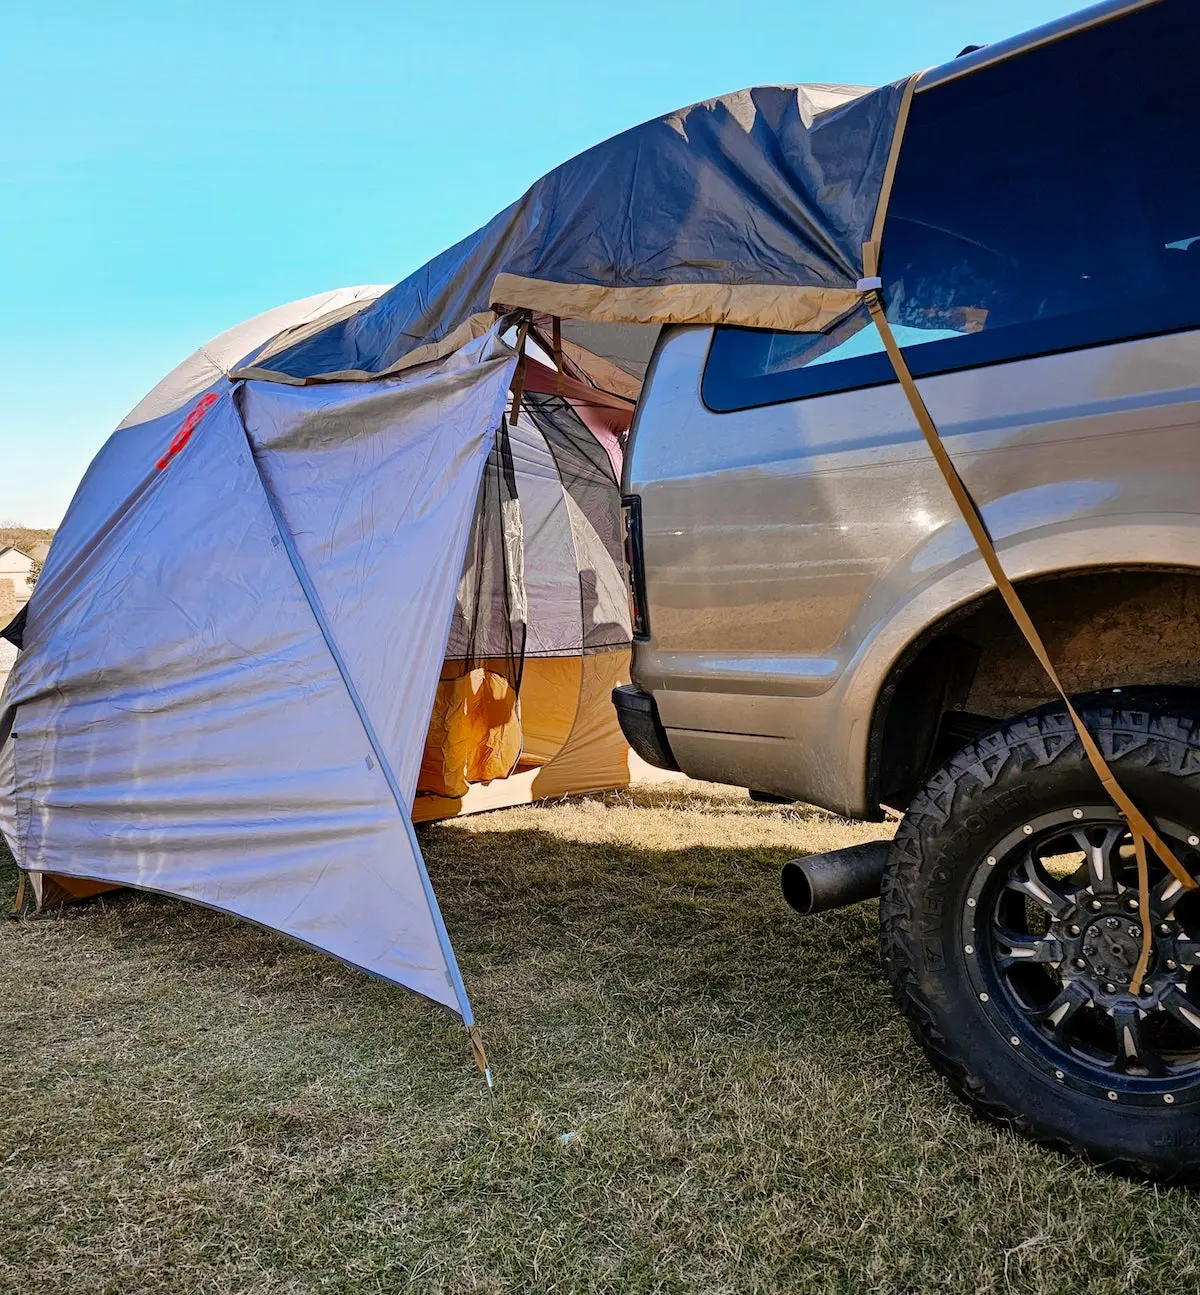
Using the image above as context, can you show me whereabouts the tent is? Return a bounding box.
[0,77,910,1061]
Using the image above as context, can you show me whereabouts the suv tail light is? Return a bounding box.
[622,495,649,639]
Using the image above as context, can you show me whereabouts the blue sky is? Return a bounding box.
[2,0,1079,524]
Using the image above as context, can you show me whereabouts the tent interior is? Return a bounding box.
[412,338,638,823]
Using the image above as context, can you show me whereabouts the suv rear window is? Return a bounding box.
[703,0,1200,413]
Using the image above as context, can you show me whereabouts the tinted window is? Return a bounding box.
[703,0,1200,412]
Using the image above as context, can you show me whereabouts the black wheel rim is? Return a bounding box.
[963,804,1200,1107]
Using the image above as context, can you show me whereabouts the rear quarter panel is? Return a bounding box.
[624,324,1200,815]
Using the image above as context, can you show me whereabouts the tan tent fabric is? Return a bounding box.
[31,873,117,909]
[412,648,631,824]
[232,80,909,392]
[531,649,632,802]
[514,655,583,768]
[491,276,861,336]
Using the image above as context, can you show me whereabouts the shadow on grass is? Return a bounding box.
[2,816,888,1048]
[424,820,890,1037]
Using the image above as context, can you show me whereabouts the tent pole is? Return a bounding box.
[551,316,564,395]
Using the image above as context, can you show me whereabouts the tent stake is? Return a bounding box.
[9,868,25,916]
[468,1025,496,1088]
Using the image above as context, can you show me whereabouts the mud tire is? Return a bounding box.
[880,689,1200,1181]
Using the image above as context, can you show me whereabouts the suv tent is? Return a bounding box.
[0,76,913,1059]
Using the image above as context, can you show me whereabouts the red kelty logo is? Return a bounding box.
[156,392,221,470]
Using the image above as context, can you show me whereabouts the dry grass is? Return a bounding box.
[1,781,1198,1294]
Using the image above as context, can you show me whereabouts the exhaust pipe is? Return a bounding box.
[780,841,890,916]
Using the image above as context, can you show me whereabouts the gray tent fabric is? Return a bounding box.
[234,80,906,386]
[118,286,389,431]
[240,359,518,803]
[504,413,601,657]
[443,396,632,662]
[0,329,516,1016]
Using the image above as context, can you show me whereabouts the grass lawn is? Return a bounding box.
[2,780,1199,1294]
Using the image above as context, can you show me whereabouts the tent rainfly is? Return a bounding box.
[0,77,911,1070]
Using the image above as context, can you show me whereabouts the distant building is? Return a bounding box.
[0,546,36,694]
[0,638,14,696]
[0,546,36,624]
[0,540,53,689]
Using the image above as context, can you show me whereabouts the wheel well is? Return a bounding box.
[870,567,1200,812]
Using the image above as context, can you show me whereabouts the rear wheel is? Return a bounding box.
[880,691,1200,1181]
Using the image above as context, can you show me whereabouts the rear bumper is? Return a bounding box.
[612,685,680,772]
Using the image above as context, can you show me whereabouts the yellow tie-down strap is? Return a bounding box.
[857,255,1195,994]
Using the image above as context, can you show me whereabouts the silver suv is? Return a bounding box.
[615,0,1200,1179]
